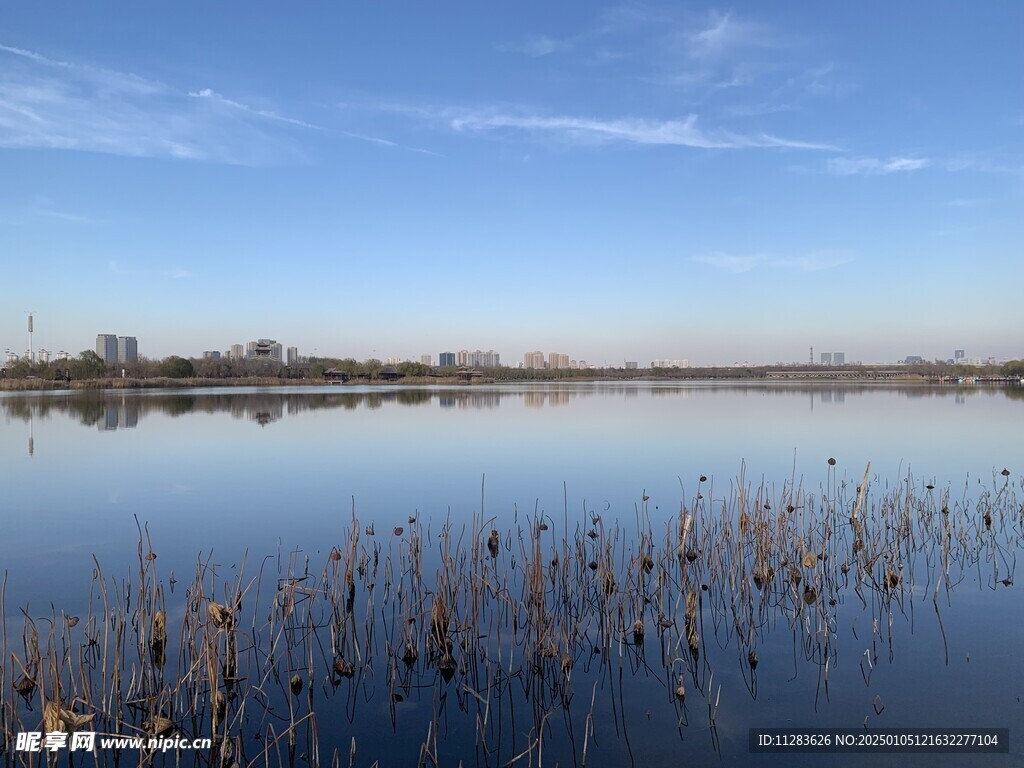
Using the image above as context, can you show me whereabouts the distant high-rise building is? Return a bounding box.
[469,350,500,367]
[420,354,432,366]
[624,361,639,370]
[96,334,118,364]
[904,355,924,364]
[547,352,569,369]
[833,352,845,365]
[524,351,545,369]
[954,349,966,363]
[820,352,832,366]
[439,352,456,367]
[456,349,470,367]
[230,344,244,361]
[287,347,299,365]
[203,351,221,360]
[117,336,138,363]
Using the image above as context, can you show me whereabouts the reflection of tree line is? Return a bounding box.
[2,384,1019,429]
[1,389,507,427]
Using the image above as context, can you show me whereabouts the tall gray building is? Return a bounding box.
[833,352,845,365]
[96,334,118,364]
[117,336,138,363]
[287,346,299,365]
[820,352,832,365]
[439,352,456,367]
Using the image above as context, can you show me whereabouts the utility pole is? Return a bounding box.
[28,312,34,362]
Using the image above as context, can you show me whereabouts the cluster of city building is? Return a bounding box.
[904,349,994,366]
[819,352,846,365]
[651,359,691,369]
[521,351,591,370]
[433,350,501,368]
[0,318,1006,373]
[3,314,72,365]
[202,340,302,365]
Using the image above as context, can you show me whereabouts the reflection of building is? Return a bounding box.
[229,398,284,425]
[455,392,500,409]
[96,334,118,364]
[98,399,141,431]
[522,390,570,408]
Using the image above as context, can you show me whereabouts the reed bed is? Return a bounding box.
[1,466,1020,766]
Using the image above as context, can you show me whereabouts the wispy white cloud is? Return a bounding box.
[692,250,853,273]
[498,35,570,58]
[827,156,930,175]
[338,129,442,157]
[163,269,194,280]
[0,43,313,164]
[441,108,834,150]
[26,206,106,225]
[688,11,774,61]
[188,88,322,130]
[691,253,765,273]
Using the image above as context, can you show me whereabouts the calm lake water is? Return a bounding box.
[1,382,1022,766]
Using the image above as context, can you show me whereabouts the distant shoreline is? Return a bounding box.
[3,372,1017,393]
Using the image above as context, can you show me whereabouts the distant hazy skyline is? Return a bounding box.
[1,3,1021,365]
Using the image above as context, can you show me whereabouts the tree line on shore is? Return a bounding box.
[2,350,1023,382]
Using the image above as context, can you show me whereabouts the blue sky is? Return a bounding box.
[1,2,1021,365]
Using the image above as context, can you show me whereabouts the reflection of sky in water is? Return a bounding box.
[2,384,1020,570]
[1,384,1021,765]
